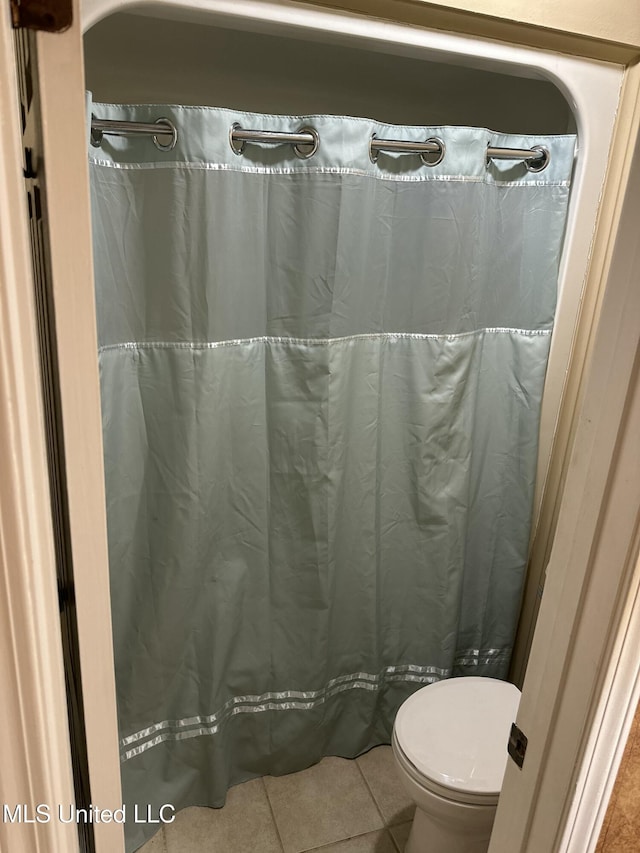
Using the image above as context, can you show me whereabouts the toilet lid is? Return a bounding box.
[393,677,521,797]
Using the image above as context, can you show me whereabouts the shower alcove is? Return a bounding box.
[83,0,621,690]
[81,3,623,851]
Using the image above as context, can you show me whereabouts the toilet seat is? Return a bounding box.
[392,730,499,806]
[393,677,521,803]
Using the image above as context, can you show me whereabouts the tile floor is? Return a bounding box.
[139,746,415,853]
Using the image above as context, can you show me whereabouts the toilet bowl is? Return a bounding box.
[392,676,521,853]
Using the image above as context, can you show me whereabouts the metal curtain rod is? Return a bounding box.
[90,117,179,151]
[90,116,552,171]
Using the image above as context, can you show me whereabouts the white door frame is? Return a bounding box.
[0,1,124,851]
[561,544,640,853]
[489,78,640,850]
[32,8,126,851]
[0,6,81,853]
[549,99,640,853]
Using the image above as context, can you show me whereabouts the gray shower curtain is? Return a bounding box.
[88,101,575,851]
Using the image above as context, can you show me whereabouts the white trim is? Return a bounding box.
[0,15,79,853]
[551,99,640,852]
[89,157,574,184]
[34,5,125,850]
[98,329,553,353]
[488,69,640,853]
[559,544,640,853]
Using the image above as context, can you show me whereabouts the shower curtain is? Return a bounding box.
[88,100,575,851]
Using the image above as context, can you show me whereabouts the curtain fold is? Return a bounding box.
[89,100,575,852]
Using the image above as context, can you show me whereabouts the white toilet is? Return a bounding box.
[392,676,521,853]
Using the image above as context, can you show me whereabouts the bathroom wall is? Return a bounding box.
[84,12,575,133]
[596,700,640,851]
[406,0,640,47]
[301,0,640,62]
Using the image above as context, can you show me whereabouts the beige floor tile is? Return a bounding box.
[312,828,397,852]
[138,828,166,852]
[264,756,384,853]
[356,747,415,826]
[389,821,413,852]
[164,779,283,853]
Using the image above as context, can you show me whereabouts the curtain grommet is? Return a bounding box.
[293,126,319,159]
[152,118,178,151]
[369,133,379,163]
[89,113,103,148]
[230,122,245,155]
[525,145,550,173]
[420,137,446,167]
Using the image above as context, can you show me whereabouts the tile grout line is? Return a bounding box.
[298,830,390,853]
[262,756,396,853]
[354,755,402,853]
[355,755,388,825]
[261,776,287,853]
[387,825,405,853]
